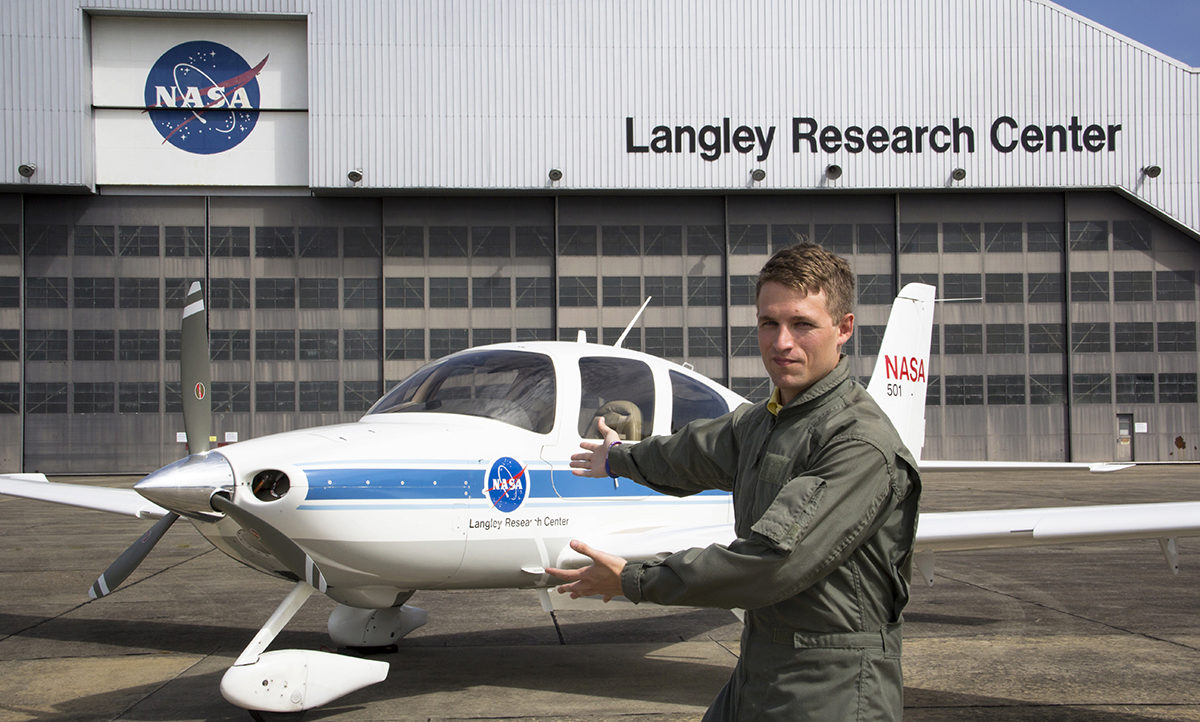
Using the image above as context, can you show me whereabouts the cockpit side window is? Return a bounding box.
[578,357,655,440]
[670,370,732,432]
[368,350,556,433]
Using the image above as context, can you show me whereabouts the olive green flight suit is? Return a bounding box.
[608,358,921,721]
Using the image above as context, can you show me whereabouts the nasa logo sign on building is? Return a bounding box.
[144,40,268,154]
[91,16,307,185]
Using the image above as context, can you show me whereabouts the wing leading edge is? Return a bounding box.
[551,498,1200,594]
[911,500,1200,584]
[916,501,1200,553]
[0,474,169,519]
[554,501,1200,564]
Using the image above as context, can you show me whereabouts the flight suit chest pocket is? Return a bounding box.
[744,452,792,519]
[757,452,792,487]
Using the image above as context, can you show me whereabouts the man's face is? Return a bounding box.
[757,281,854,405]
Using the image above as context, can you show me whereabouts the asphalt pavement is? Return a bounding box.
[1,467,1198,721]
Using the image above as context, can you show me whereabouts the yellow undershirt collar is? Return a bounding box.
[767,387,783,416]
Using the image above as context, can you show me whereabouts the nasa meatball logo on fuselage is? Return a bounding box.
[144,40,268,155]
[486,457,529,513]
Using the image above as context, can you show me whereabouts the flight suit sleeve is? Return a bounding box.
[619,434,903,609]
[607,406,746,496]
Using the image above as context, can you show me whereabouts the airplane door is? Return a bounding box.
[544,355,657,498]
[1116,413,1134,462]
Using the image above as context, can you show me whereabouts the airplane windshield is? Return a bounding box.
[368,350,556,433]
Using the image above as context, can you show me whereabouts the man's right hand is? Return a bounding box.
[570,417,621,477]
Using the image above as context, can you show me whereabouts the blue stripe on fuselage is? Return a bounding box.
[300,466,728,502]
[303,467,476,501]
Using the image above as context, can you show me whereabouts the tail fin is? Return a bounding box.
[865,283,936,464]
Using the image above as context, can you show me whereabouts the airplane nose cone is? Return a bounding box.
[135,452,235,521]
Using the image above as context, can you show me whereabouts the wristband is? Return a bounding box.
[605,440,622,478]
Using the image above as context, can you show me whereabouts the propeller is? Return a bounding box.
[88,511,179,599]
[210,495,329,592]
[88,281,213,599]
[180,281,213,455]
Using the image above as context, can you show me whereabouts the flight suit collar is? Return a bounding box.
[767,355,850,416]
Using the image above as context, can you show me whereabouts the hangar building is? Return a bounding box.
[2,0,1198,472]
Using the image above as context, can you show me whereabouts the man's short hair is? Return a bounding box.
[756,243,855,320]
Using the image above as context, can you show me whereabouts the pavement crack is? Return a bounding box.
[0,547,217,644]
[708,635,741,660]
[83,546,219,600]
[113,645,221,720]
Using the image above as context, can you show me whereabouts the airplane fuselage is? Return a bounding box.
[184,341,743,609]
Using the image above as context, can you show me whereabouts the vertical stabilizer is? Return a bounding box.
[865,283,936,463]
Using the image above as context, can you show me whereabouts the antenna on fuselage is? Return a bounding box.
[615,296,653,348]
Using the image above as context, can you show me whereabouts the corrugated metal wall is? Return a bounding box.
[0,1,91,188]
[1,0,1197,237]
[301,0,1199,235]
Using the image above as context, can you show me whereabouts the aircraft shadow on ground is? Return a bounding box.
[5,662,1177,721]
[0,611,328,657]
[2,612,1188,721]
[1,613,735,719]
[0,608,740,716]
[0,606,735,655]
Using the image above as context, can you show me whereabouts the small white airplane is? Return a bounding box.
[1,281,1198,714]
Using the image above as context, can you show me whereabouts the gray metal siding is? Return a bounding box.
[2,0,1198,238]
[299,0,1200,237]
[1,2,90,187]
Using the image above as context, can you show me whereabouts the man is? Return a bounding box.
[546,244,921,721]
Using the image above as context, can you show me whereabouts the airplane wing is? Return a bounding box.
[553,499,1200,564]
[549,498,1200,592]
[911,500,1200,584]
[0,474,169,519]
[535,522,738,610]
[547,523,737,570]
[920,460,1133,472]
[916,501,1200,553]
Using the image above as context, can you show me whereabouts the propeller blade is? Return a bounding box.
[180,281,212,454]
[210,495,329,592]
[88,512,180,599]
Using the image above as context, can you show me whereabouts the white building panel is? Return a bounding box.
[90,16,308,110]
[89,14,309,186]
[93,109,308,185]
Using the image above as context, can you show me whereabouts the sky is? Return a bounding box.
[1053,0,1200,67]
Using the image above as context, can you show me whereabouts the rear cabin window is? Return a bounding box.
[578,357,655,440]
[670,370,732,432]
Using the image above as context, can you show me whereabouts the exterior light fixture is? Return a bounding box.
[346,169,363,183]
[1143,165,1162,179]
[750,168,766,182]
[548,168,563,181]
[950,167,967,182]
[825,164,843,180]
[17,163,36,178]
